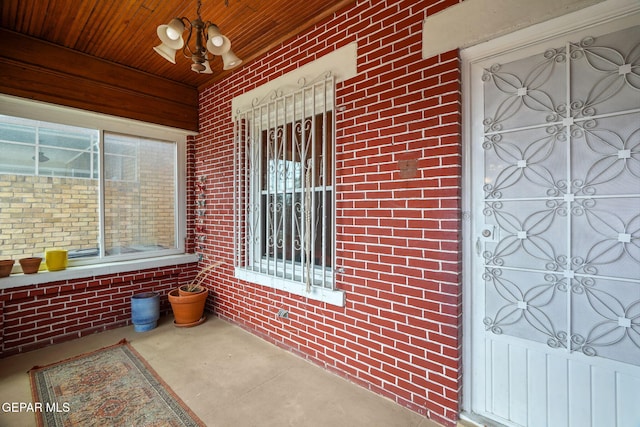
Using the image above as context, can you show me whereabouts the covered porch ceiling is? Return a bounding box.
[0,0,355,89]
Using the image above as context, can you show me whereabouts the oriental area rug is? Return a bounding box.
[29,339,205,427]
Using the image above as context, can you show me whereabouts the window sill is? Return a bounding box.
[0,254,200,290]
[235,267,345,307]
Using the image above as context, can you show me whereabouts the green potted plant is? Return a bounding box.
[169,261,221,327]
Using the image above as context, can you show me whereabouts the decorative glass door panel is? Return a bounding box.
[482,24,640,365]
[471,22,640,426]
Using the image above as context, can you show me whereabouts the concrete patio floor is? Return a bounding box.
[0,315,446,427]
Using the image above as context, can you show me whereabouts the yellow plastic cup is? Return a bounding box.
[45,250,68,271]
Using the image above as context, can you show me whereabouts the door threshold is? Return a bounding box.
[459,412,509,427]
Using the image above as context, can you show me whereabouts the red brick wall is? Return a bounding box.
[195,0,463,425]
[0,263,198,358]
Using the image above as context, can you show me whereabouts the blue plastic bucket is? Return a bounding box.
[131,292,160,332]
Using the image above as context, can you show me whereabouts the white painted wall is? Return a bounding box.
[231,42,358,115]
[422,0,605,58]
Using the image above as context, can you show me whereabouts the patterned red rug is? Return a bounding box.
[29,339,204,426]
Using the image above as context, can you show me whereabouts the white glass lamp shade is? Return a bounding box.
[153,43,178,64]
[222,49,242,70]
[191,62,205,73]
[206,25,230,55]
[166,18,185,40]
[207,25,224,45]
[201,60,213,74]
[207,35,231,55]
[191,59,213,74]
[157,20,184,50]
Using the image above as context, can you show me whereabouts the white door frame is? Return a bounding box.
[460,0,640,423]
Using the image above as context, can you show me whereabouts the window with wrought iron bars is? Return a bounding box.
[234,73,342,303]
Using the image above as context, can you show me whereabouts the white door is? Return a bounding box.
[465,8,640,427]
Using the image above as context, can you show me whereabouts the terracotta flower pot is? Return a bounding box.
[168,288,208,327]
[0,260,15,278]
[178,285,206,297]
[19,257,42,274]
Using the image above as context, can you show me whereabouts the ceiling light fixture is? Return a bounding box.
[153,0,242,74]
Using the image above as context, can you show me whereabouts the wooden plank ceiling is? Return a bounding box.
[0,0,354,89]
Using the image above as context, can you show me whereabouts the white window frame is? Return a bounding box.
[233,74,344,307]
[0,94,198,289]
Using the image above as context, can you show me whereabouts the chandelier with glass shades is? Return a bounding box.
[153,0,242,74]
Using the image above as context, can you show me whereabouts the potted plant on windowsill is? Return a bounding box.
[168,261,221,327]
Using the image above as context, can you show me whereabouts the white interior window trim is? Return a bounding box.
[0,94,197,290]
